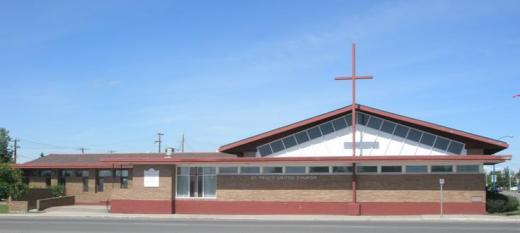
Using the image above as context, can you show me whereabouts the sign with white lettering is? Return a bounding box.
[144,168,159,187]
[344,141,379,149]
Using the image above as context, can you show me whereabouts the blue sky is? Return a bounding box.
[1,0,519,170]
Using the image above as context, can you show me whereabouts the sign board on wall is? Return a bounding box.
[144,168,160,187]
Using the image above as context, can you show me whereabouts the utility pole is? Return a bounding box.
[181,133,185,153]
[155,133,164,153]
[78,147,88,154]
[13,139,20,164]
[108,150,116,154]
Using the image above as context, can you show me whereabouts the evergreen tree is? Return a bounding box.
[0,128,13,163]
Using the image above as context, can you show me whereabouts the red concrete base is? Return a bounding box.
[109,199,485,215]
[175,200,360,215]
[360,202,485,215]
[110,200,173,214]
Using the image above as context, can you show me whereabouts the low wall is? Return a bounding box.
[37,196,75,211]
[16,188,53,210]
[8,201,28,213]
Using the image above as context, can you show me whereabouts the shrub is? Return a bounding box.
[0,163,28,200]
[486,190,519,213]
[51,185,65,197]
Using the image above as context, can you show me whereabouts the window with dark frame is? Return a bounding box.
[308,166,329,173]
[381,166,402,173]
[82,177,89,192]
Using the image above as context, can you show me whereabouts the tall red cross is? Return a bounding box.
[335,43,373,157]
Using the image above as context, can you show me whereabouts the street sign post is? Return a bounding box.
[439,178,445,216]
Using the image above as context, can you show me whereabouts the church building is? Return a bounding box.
[16,45,511,215]
[17,104,509,215]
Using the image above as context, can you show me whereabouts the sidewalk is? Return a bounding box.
[1,205,520,223]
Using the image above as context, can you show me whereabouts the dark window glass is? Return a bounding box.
[219,167,238,174]
[406,129,422,142]
[381,121,396,134]
[406,165,428,173]
[309,166,329,173]
[282,136,297,149]
[294,131,310,144]
[285,166,306,174]
[320,122,335,135]
[345,114,352,126]
[58,177,66,186]
[115,170,129,177]
[381,166,402,173]
[75,170,89,177]
[433,137,450,150]
[45,177,51,188]
[431,165,453,173]
[41,170,53,177]
[307,127,322,139]
[263,167,283,174]
[270,140,285,153]
[98,170,112,177]
[120,177,128,189]
[258,144,272,156]
[82,177,89,192]
[357,113,369,125]
[357,166,378,173]
[332,117,347,130]
[97,177,104,192]
[456,165,480,173]
[367,117,383,130]
[241,167,260,174]
[420,133,436,146]
[332,166,352,173]
[393,125,409,138]
[447,142,464,154]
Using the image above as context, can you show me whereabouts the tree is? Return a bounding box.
[0,163,27,200]
[0,128,13,163]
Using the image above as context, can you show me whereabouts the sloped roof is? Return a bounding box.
[219,104,509,155]
[17,152,236,168]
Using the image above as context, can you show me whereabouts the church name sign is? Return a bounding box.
[144,168,160,187]
[249,175,318,181]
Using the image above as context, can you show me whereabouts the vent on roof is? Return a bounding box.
[165,147,175,156]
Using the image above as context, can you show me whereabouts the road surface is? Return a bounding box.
[0,218,518,233]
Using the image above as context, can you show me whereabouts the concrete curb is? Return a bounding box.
[1,213,520,223]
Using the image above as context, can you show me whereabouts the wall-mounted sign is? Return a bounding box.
[250,175,318,181]
[144,168,159,187]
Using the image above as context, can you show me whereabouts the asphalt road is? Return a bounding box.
[0,218,518,233]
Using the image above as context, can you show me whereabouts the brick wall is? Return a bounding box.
[37,196,75,211]
[216,175,351,202]
[111,165,174,200]
[7,201,28,213]
[16,188,53,210]
[356,174,485,203]
[110,165,175,214]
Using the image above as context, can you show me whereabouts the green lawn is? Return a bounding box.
[502,207,520,216]
[0,204,7,213]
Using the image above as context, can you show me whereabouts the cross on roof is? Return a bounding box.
[335,43,374,157]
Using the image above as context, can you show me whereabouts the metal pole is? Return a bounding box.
[440,183,443,216]
[351,43,356,157]
[492,164,496,191]
[439,178,445,216]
